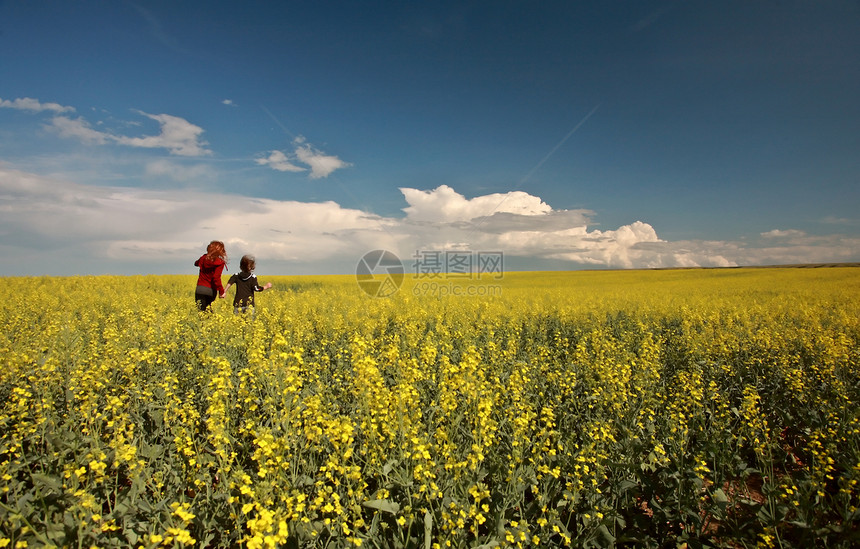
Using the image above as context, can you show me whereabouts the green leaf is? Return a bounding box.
[31,473,62,493]
[423,510,433,549]
[141,442,164,459]
[382,459,398,475]
[15,490,34,511]
[44,523,66,541]
[598,524,616,543]
[617,479,638,493]
[362,499,400,514]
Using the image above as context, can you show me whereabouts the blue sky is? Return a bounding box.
[1,1,859,276]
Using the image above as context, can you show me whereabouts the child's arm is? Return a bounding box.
[262,282,273,290]
[222,274,239,298]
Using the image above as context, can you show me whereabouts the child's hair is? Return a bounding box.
[206,240,228,262]
[240,254,256,272]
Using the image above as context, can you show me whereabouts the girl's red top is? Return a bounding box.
[194,254,226,296]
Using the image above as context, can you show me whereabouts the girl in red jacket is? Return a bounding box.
[194,240,228,311]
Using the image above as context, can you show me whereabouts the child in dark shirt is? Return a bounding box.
[224,254,273,314]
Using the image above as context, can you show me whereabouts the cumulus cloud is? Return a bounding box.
[0,96,74,113]
[1,168,858,275]
[47,110,211,156]
[393,186,634,267]
[394,187,673,269]
[401,185,552,223]
[257,136,350,179]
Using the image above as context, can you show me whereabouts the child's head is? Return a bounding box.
[206,240,227,262]
[240,254,256,272]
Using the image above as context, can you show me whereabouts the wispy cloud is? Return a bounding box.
[257,136,351,179]
[632,5,673,31]
[821,216,857,226]
[294,139,352,179]
[0,96,75,114]
[144,159,216,182]
[48,116,110,144]
[128,1,196,57]
[742,229,860,265]
[255,151,305,173]
[114,112,211,156]
[48,110,212,156]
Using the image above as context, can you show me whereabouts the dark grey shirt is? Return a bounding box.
[227,271,265,307]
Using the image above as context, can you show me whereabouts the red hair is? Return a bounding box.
[206,240,227,263]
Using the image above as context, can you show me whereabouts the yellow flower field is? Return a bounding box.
[1,267,859,547]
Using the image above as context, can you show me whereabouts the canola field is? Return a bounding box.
[1,268,859,548]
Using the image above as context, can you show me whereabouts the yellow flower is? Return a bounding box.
[166,527,195,546]
[88,460,107,475]
[171,502,196,522]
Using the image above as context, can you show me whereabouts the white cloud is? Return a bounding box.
[114,112,211,156]
[256,151,305,173]
[0,167,393,271]
[222,99,235,106]
[393,186,664,268]
[395,187,668,269]
[48,116,110,144]
[1,168,857,275]
[0,96,74,113]
[294,141,351,179]
[401,185,551,222]
[739,236,860,265]
[46,110,211,156]
[257,136,350,179]
[761,229,807,239]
